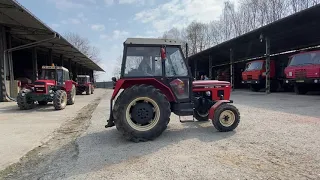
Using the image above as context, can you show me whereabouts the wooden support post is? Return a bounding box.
[265,37,271,94]
[48,49,53,65]
[209,55,213,79]
[32,47,38,82]
[60,54,63,67]
[230,48,234,91]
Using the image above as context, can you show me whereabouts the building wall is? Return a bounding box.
[0,25,7,101]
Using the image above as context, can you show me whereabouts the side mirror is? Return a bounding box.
[111,77,117,82]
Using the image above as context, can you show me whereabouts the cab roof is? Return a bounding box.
[124,38,183,46]
[42,66,69,72]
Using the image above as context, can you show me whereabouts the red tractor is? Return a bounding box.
[76,75,94,95]
[17,64,76,110]
[106,38,240,142]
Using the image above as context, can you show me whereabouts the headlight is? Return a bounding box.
[21,93,25,96]
[49,90,53,93]
[286,80,289,83]
[315,79,318,83]
[205,91,211,96]
[50,93,54,97]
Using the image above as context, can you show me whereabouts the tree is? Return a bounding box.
[64,32,102,80]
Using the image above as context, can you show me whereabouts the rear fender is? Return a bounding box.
[111,79,176,102]
[208,100,232,120]
[64,80,76,92]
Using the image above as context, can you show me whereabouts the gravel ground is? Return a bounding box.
[1,89,320,180]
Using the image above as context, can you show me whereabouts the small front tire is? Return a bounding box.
[17,89,35,110]
[212,103,240,132]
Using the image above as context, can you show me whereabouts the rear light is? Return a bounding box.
[170,79,185,95]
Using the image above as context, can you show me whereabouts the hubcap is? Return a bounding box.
[125,97,160,131]
[219,110,235,127]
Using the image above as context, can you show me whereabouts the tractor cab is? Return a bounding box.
[121,38,192,101]
[38,65,70,86]
[76,75,90,85]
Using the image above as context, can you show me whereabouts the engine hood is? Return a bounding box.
[193,80,230,87]
[34,80,56,86]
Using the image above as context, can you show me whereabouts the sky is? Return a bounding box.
[16,0,238,81]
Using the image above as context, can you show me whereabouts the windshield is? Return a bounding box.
[123,46,162,77]
[165,47,188,77]
[41,69,63,83]
[245,61,263,71]
[288,51,320,66]
[77,77,88,84]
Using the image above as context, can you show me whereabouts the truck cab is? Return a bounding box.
[241,59,275,92]
[284,50,320,94]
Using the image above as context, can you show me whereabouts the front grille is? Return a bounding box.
[295,69,306,79]
[34,82,46,93]
[217,90,224,99]
[247,75,252,80]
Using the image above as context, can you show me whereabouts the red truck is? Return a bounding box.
[242,58,289,92]
[284,50,320,94]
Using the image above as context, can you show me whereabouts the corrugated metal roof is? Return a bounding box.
[0,0,104,71]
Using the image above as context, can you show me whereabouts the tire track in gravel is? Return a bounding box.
[0,93,106,180]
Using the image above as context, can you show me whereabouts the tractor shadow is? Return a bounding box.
[53,122,236,179]
[0,103,60,114]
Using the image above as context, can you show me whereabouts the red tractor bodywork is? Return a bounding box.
[17,65,77,110]
[76,75,94,95]
[284,50,320,94]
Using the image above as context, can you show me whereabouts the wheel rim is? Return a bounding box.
[219,110,235,127]
[125,97,160,131]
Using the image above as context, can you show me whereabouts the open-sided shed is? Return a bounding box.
[0,0,104,101]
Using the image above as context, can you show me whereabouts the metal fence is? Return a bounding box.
[95,81,113,89]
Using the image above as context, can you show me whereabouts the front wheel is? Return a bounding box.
[86,86,90,95]
[294,84,308,95]
[113,85,171,142]
[53,90,68,110]
[212,103,240,132]
[17,89,35,110]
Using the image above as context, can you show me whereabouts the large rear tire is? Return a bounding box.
[91,85,94,94]
[67,85,76,105]
[212,103,240,132]
[53,90,68,110]
[113,85,171,142]
[17,89,35,110]
[86,86,90,95]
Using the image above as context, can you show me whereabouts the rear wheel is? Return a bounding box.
[91,86,94,94]
[113,85,171,142]
[67,84,76,105]
[294,84,308,95]
[38,101,48,105]
[53,90,68,110]
[17,89,35,110]
[212,103,240,132]
[86,86,90,95]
